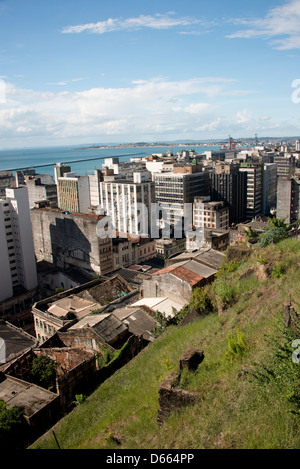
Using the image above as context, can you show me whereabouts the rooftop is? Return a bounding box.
[112,306,158,342]
[0,373,58,417]
[131,297,186,318]
[151,263,205,286]
[0,321,38,367]
[70,313,128,346]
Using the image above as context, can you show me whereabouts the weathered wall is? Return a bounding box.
[143,274,193,303]
[30,208,112,275]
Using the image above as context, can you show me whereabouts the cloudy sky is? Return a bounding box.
[0,0,300,148]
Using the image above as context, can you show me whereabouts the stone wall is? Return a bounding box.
[157,347,204,425]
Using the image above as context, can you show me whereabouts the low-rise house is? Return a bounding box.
[143,260,216,304]
[111,306,159,343]
[32,275,136,344]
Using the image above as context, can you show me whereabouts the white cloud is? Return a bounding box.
[0,77,263,145]
[62,13,201,35]
[185,102,212,114]
[227,0,300,50]
[236,109,252,124]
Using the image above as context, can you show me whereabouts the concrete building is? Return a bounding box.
[0,187,38,303]
[276,176,300,225]
[30,204,114,277]
[210,163,247,225]
[143,258,217,304]
[57,173,90,214]
[239,162,263,220]
[0,171,15,197]
[154,165,210,230]
[263,163,277,215]
[274,154,296,178]
[25,177,57,209]
[99,172,155,237]
[155,237,186,259]
[193,197,229,230]
[112,235,156,270]
[102,157,147,180]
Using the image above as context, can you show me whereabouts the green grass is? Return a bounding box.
[30,239,300,450]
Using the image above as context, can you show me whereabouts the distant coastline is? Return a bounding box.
[76,142,223,150]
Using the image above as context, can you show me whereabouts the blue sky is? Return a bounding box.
[0,0,300,148]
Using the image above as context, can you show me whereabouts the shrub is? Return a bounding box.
[225,328,248,363]
[0,403,24,448]
[74,394,87,406]
[215,282,237,307]
[271,262,285,279]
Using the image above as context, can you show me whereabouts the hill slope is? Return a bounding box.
[31,239,300,450]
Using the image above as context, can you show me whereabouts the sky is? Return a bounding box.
[0,0,300,148]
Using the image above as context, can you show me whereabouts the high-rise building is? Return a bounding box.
[99,172,155,236]
[274,154,296,178]
[209,164,247,225]
[263,163,277,215]
[276,176,300,225]
[295,140,300,152]
[57,173,90,214]
[0,187,38,302]
[239,162,263,220]
[154,165,210,230]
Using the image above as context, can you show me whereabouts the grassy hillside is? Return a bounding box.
[31,239,300,449]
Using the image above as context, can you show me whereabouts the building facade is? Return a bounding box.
[263,163,277,215]
[57,174,90,214]
[0,187,38,303]
[209,164,247,225]
[276,176,300,225]
[239,162,263,220]
[154,165,210,229]
[99,172,155,237]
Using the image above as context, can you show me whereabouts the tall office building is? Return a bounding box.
[210,163,247,225]
[0,187,38,302]
[263,163,277,215]
[154,165,210,229]
[239,162,263,220]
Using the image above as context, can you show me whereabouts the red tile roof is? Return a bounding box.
[151,265,203,286]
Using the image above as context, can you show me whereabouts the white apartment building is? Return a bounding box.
[98,172,155,236]
[0,187,38,302]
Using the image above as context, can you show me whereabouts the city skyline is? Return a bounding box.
[1,0,300,148]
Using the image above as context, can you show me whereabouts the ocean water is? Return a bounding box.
[0,144,221,177]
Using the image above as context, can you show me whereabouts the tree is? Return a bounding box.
[30,355,57,391]
[0,402,24,448]
[259,217,289,247]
